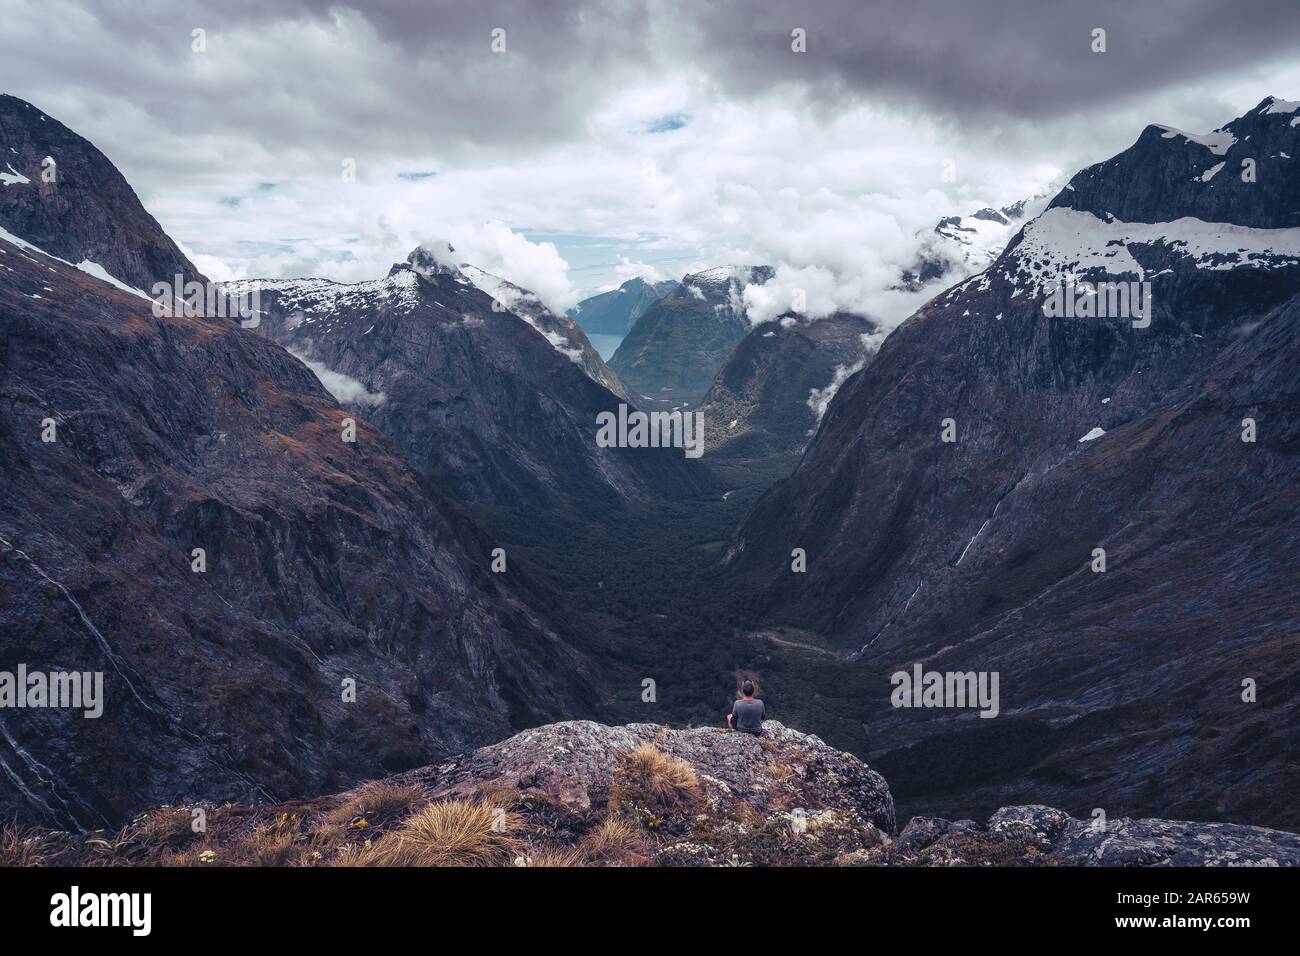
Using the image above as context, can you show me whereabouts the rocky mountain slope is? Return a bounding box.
[567,276,676,337]
[609,266,773,409]
[0,99,605,830]
[458,261,629,400]
[0,93,202,293]
[695,312,880,458]
[723,97,1300,830]
[11,720,1296,867]
[223,246,713,515]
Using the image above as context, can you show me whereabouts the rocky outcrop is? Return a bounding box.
[393,719,896,834]
[888,805,1300,867]
[18,719,1295,867]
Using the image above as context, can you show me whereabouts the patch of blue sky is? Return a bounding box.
[643,112,688,133]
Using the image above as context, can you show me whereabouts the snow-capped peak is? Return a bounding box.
[1155,125,1237,156]
[406,240,462,279]
[684,265,772,288]
[1261,95,1300,115]
[459,263,543,316]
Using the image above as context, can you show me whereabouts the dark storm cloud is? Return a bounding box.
[5,0,1299,174]
[677,0,1300,117]
[204,0,1300,122]
[5,0,1299,287]
[0,0,655,174]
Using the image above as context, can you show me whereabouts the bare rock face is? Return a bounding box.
[394,719,896,834]
[458,262,631,402]
[0,94,204,292]
[1052,96,1300,228]
[0,203,603,833]
[1050,815,1300,867]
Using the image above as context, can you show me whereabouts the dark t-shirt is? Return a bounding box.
[730,697,765,734]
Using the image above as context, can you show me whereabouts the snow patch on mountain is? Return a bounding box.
[688,265,752,289]
[895,194,1053,299]
[1262,97,1300,115]
[0,224,149,299]
[222,271,423,322]
[1,163,30,186]
[1156,126,1237,155]
[74,258,151,299]
[460,263,541,315]
[1002,208,1300,295]
[460,263,584,364]
[1200,161,1226,182]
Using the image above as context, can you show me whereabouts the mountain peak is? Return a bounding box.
[608,265,773,408]
[403,240,462,279]
[567,274,676,337]
[682,264,773,290]
[1256,94,1300,115]
[1049,97,1300,228]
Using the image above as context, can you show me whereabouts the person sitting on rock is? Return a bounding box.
[727,679,765,736]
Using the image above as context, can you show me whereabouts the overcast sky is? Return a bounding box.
[4,0,1300,321]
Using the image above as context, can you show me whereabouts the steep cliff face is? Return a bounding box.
[1051,96,1300,228]
[0,217,603,831]
[609,266,773,409]
[0,94,203,292]
[223,249,715,516]
[696,312,880,458]
[723,99,1300,829]
[458,262,630,401]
